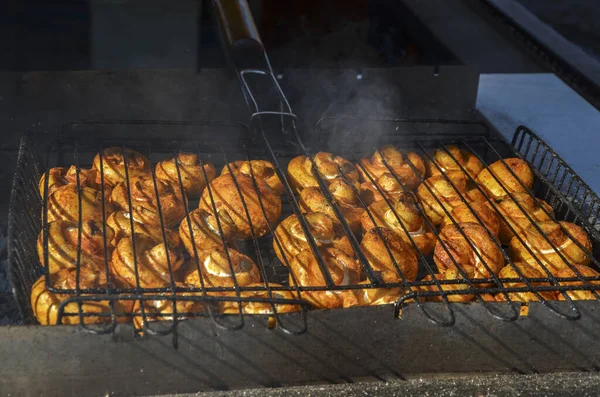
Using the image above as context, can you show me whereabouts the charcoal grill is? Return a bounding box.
[4,1,600,396]
[6,115,600,395]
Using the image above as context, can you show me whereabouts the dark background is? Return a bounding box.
[0,0,455,72]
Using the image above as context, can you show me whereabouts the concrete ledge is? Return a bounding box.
[161,372,600,397]
[477,73,600,194]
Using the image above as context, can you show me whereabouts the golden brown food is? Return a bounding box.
[107,210,181,248]
[497,262,556,302]
[155,152,216,198]
[508,221,593,274]
[417,171,487,225]
[425,145,484,179]
[199,174,281,239]
[287,152,359,192]
[31,267,133,326]
[440,202,500,238]
[418,268,476,302]
[221,284,302,314]
[556,265,600,301]
[299,179,365,233]
[358,145,426,191]
[39,166,103,199]
[273,212,353,266]
[110,175,186,228]
[110,233,184,288]
[222,160,284,195]
[481,293,501,302]
[360,192,436,256]
[39,167,68,198]
[132,287,204,331]
[45,184,105,223]
[288,247,362,309]
[184,247,261,289]
[360,227,419,282]
[93,147,151,187]
[179,208,237,257]
[359,172,404,205]
[37,220,113,275]
[475,158,534,200]
[495,193,554,244]
[434,223,504,279]
[65,166,100,189]
[353,280,404,307]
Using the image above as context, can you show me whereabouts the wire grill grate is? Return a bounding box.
[7,118,600,336]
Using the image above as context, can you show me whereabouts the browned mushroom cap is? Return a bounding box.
[199,173,282,239]
[37,220,113,275]
[221,284,302,314]
[107,210,181,248]
[416,171,487,225]
[495,193,554,244]
[556,265,600,301]
[110,233,184,289]
[222,160,284,195]
[440,201,500,238]
[45,184,105,224]
[352,280,405,307]
[434,222,505,279]
[418,268,476,303]
[508,221,592,275]
[31,267,132,326]
[425,145,484,179]
[132,286,205,331]
[93,147,151,187]
[360,227,419,282]
[184,247,261,289]
[288,247,361,309]
[64,166,101,190]
[299,179,365,234]
[475,158,534,200]
[39,167,68,198]
[358,145,426,190]
[155,152,216,198]
[110,176,187,229]
[497,262,556,302]
[361,192,436,256]
[273,212,353,266]
[359,172,405,205]
[287,152,359,192]
[178,208,237,256]
[39,166,103,199]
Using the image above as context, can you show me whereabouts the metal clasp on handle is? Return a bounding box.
[211,0,298,135]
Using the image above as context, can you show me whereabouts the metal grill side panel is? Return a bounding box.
[7,134,42,323]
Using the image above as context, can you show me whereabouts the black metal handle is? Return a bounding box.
[211,0,296,139]
[211,0,265,67]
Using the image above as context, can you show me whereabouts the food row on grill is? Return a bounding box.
[33,145,596,326]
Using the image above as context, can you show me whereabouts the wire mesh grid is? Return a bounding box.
[305,117,600,323]
[9,121,312,336]
[7,117,600,337]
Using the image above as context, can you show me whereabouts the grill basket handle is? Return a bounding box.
[212,0,265,68]
[211,0,296,140]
